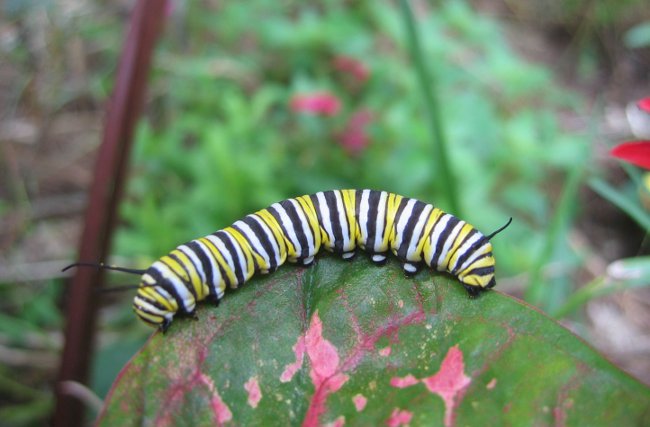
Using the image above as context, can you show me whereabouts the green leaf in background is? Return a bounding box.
[98,258,650,426]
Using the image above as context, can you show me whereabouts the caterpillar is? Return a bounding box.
[66,190,511,332]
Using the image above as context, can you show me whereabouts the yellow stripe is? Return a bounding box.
[256,209,289,260]
[341,190,358,244]
[223,227,257,281]
[199,237,237,288]
[445,224,475,268]
[294,196,321,250]
[134,309,164,325]
[139,286,177,311]
[416,208,443,257]
[171,249,208,300]
[385,193,403,249]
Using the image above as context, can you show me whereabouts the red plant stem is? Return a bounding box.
[52,1,167,426]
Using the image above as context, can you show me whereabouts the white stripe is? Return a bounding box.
[233,219,271,268]
[458,240,491,272]
[393,198,417,252]
[249,214,283,267]
[406,204,433,260]
[316,192,335,250]
[192,239,222,297]
[449,232,483,272]
[205,234,237,284]
[334,191,352,251]
[133,296,167,317]
[271,202,303,257]
[289,198,316,257]
[436,221,465,270]
[373,191,388,252]
[153,261,195,312]
[426,214,452,267]
[358,190,371,249]
[177,244,206,285]
[222,230,252,281]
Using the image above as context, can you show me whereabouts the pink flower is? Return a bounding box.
[338,109,373,155]
[290,92,341,116]
[611,141,650,170]
[332,55,370,83]
[638,97,650,114]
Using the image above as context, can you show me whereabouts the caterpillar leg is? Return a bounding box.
[463,284,483,298]
[300,256,315,267]
[341,251,356,260]
[371,254,387,265]
[205,294,221,307]
[402,262,420,276]
[159,318,172,334]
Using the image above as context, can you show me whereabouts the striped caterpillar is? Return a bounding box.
[67,190,511,332]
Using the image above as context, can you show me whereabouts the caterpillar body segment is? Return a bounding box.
[132,190,505,331]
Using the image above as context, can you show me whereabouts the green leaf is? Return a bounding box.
[98,257,650,426]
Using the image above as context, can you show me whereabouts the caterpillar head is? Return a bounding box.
[457,217,511,297]
[456,246,496,297]
[132,264,184,333]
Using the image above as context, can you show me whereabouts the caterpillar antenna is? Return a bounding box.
[98,283,157,293]
[486,217,513,240]
[62,262,146,275]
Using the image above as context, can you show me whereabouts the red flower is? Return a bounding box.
[610,141,650,170]
[338,109,373,156]
[290,92,341,116]
[332,55,370,83]
[638,97,650,114]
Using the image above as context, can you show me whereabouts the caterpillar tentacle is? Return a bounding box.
[131,190,508,332]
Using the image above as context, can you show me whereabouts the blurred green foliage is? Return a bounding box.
[114,1,588,318]
[5,0,650,425]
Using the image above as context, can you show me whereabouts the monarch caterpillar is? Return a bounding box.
[66,190,511,332]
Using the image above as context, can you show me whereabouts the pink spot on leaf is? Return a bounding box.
[386,408,413,427]
[280,335,306,383]
[486,378,497,390]
[379,346,391,357]
[325,415,346,427]
[352,394,367,412]
[244,376,262,409]
[421,345,471,427]
[197,373,232,425]
[302,311,349,427]
[390,374,419,388]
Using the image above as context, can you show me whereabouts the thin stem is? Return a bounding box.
[398,0,460,215]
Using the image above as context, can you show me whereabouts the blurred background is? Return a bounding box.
[1,0,649,424]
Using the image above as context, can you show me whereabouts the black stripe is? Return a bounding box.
[433,215,460,268]
[165,253,197,300]
[267,205,297,257]
[366,190,381,252]
[135,293,167,312]
[242,215,278,270]
[186,240,216,296]
[396,199,426,260]
[281,198,309,258]
[457,252,491,274]
[449,231,484,274]
[214,231,246,286]
[201,236,233,289]
[147,268,187,313]
[465,265,494,278]
[324,191,344,252]
[231,222,262,272]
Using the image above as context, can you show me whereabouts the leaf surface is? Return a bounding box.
[98,257,650,426]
